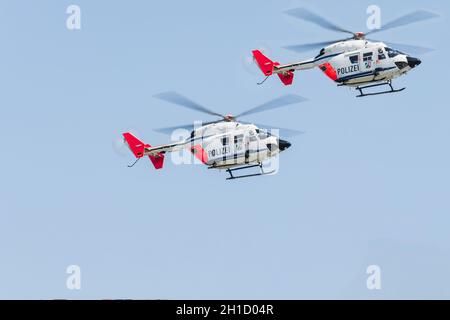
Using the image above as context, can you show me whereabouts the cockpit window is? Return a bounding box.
[255,128,272,139]
[385,47,404,58]
[378,48,386,60]
[248,129,257,141]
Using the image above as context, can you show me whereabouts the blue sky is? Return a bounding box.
[0,0,449,299]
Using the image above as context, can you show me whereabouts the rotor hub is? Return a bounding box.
[224,114,235,121]
[354,32,365,40]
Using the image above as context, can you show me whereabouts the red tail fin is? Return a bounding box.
[122,132,165,169]
[252,50,276,76]
[123,132,147,158]
[252,50,295,85]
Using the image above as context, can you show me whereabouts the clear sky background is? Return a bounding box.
[0,0,449,299]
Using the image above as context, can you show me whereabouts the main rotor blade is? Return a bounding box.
[235,94,307,119]
[283,39,349,53]
[284,7,354,35]
[154,124,197,135]
[366,10,439,36]
[154,120,219,135]
[153,91,225,118]
[245,122,305,138]
[369,39,435,55]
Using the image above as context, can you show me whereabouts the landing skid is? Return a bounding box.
[355,81,405,98]
[224,163,275,180]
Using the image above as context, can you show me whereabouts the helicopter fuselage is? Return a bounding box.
[316,40,421,86]
[253,39,422,96]
[252,7,435,96]
[123,92,303,179]
[187,122,290,169]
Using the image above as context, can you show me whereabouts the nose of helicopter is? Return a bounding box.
[278,139,291,151]
[407,56,421,68]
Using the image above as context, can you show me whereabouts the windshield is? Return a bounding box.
[385,47,404,58]
[255,128,272,139]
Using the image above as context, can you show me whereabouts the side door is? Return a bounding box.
[245,129,258,163]
[333,52,360,82]
[233,133,244,162]
[219,135,232,163]
[360,49,375,74]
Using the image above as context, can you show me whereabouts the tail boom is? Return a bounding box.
[252,50,296,86]
[252,49,330,86]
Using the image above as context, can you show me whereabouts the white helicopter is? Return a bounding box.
[252,8,438,97]
[122,92,307,180]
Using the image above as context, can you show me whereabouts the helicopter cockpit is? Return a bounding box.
[385,47,405,58]
[255,128,274,139]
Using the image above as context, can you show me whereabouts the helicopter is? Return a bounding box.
[122,92,307,180]
[252,8,438,97]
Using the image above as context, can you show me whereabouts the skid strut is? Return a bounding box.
[355,80,405,98]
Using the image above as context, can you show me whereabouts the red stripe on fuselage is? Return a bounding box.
[191,144,208,164]
[318,63,337,81]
